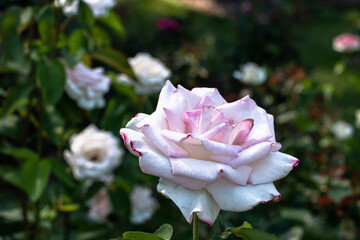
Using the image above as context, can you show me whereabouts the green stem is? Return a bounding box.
[193,212,199,240]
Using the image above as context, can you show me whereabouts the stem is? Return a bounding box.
[63,212,70,240]
[193,212,199,240]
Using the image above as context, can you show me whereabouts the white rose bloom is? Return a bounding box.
[64,125,123,182]
[88,188,112,222]
[116,53,171,95]
[233,62,267,86]
[65,62,111,110]
[55,0,116,18]
[331,120,354,140]
[130,185,159,224]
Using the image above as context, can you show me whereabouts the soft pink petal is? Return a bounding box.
[184,109,201,134]
[217,96,273,143]
[201,138,243,156]
[169,157,252,185]
[161,129,191,144]
[229,119,254,145]
[155,80,176,111]
[199,123,230,140]
[191,87,227,107]
[213,142,273,168]
[141,125,188,158]
[120,128,207,190]
[248,152,299,184]
[198,106,212,134]
[157,178,220,225]
[267,114,276,142]
[164,107,185,132]
[206,179,281,212]
[125,113,150,129]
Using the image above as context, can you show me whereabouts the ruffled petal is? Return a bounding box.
[141,125,188,158]
[213,142,274,168]
[248,152,299,184]
[267,114,276,142]
[169,157,252,185]
[206,179,281,212]
[120,128,207,190]
[201,138,243,156]
[156,80,176,111]
[157,178,220,225]
[191,87,227,107]
[125,113,150,130]
[217,96,273,143]
[229,119,254,145]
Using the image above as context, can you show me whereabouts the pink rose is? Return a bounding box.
[65,62,111,110]
[333,33,360,53]
[120,81,298,225]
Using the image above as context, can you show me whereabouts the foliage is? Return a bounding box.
[0,0,360,239]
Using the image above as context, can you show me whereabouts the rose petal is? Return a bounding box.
[201,138,243,156]
[169,157,252,185]
[126,113,150,129]
[141,125,188,158]
[157,178,220,225]
[206,179,281,212]
[267,114,276,142]
[191,87,227,107]
[229,119,254,145]
[164,107,185,133]
[227,142,274,168]
[184,109,202,134]
[248,152,299,184]
[217,96,273,143]
[120,128,207,190]
[155,80,176,111]
[161,129,191,143]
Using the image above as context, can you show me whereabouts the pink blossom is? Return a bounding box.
[120,81,298,225]
[156,18,180,31]
[88,188,112,222]
[333,33,360,53]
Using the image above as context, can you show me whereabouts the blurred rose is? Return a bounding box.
[120,81,298,225]
[130,185,159,224]
[333,33,360,53]
[240,1,252,13]
[331,120,354,140]
[156,18,180,31]
[64,125,123,182]
[55,0,115,17]
[65,62,110,110]
[116,53,171,95]
[88,188,112,222]
[233,62,267,86]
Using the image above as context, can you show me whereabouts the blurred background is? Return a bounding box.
[0,0,360,239]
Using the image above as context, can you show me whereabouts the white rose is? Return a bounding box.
[116,53,171,95]
[64,125,123,182]
[331,120,354,140]
[130,185,159,224]
[64,62,111,110]
[55,0,115,18]
[233,62,267,86]
[88,188,113,222]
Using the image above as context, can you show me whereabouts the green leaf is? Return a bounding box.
[58,203,80,212]
[231,221,253,233]
[91,48,133,77]
[0,166,23,189]
[19,7,33,33]
[153,224,173,240]
[0,6,28,74]
[2,147,39,161]
[235,228,280,240]
[23,159,51,202]
[0,83,31,118]
[0,115,21,139]
[48,157,75,188]
[123,232,164,240]
[78,0,94,27]
[37,59,65,105]
[37,4,56,45]
[41,105,65,144]
[98,10,126,39]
